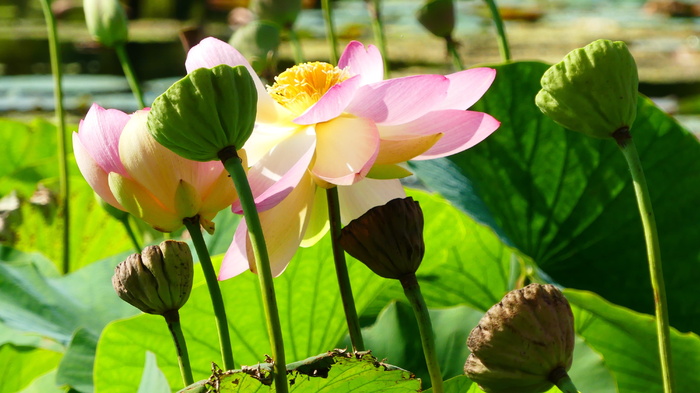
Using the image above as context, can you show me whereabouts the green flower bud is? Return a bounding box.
[339,197,424,280]
[251,0,302,29]
[112,240,194,315]
[535,39,639,139]
[416,0,455,39]
[229,21,281,75]
[464,284,575,393]
[147,64,258,162]
[83,0,129,47]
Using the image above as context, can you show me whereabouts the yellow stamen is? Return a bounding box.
[268,62,351,115]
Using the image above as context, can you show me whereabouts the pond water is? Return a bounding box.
[2,0,700,132]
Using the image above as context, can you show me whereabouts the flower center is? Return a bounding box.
[268,62,350,115]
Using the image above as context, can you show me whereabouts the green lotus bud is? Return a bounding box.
[229,21,281,75]
[536,39,639,139]
[112,240,194,315]
[147,64,257,162]
[464,284,575,393]
[251,0,302,29]
[416,0,455,39]
[83,0,129,47]
[339,197,424,280]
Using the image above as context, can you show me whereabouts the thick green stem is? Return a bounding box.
[482,0,511,62]
[287,27,305,64]
[115,44,146,108]
[218,147,288,393]
[182,217,235,371]
[120,215,142,253]
[164,311,194,387]
[614,129,674,393]
[446,36,463,71]
[366,0,390,77]
[326,187,365,351]
[321,0,339,64]
[38,0,70,274]
[401,274,443,393]
[555,375,579,393]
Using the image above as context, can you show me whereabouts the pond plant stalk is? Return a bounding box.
[326,187,366,352]
[366,0,390,76]
[39,0,70,274]
[321,0,340,64]
[482,0,511,62]
[401,274,443,393]
[182,216,235,371]
[613,127,674,393]
[163,310,195,387]
[218,146,289,393]
[115,44,146,108]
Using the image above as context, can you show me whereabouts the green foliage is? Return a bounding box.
[411,61,700,333]
[3,59,700,393]
[567,289,700,392]
[0,344,62,393]
[209,351,420,392]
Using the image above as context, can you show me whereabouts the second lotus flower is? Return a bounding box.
[184,37,500,278]
[73,104,238,233]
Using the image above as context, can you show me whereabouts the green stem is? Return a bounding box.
[555,375,579,393]
[325,187,365,351]
[287,27,305,64]
[164,311,194,387]
[115,44,146,108]
[482,0,511,62]
[182,217,235,371]
[38,0,70,274]
[401,274,443,393]
[321,0,339,64]
[614,129,674,393]
[120,215,142,253]
[218,147,288,393]
[445,36,463,71]
[366,0,390,77]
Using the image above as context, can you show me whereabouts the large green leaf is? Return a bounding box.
[411,61,700,332]
[195,351,419,392]
[0,344,62,393]
[138,352,171,393]
[93,237,387,392]
[567,289,700,393]
[0,118,60,197]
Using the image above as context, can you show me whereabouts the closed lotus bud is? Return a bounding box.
[339,197,424,280]
[83,0,129,47]
[536,39,639,139]
[251,0,302,29]
[417,0,455,39]
[148,64,258,162]
[112,240,194,315]
[464,284,575,393]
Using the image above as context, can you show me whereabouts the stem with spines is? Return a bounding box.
[163,310,194,387]
[182,217,235,371]
[401,274,443,393]
[482,0,511,62]
[613,128,674,393]
[326,187,366,351]
[321,0,339,64]
[218,146,289,393]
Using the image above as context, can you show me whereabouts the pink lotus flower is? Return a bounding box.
[73,104,238,233]
[185,37,500,278]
